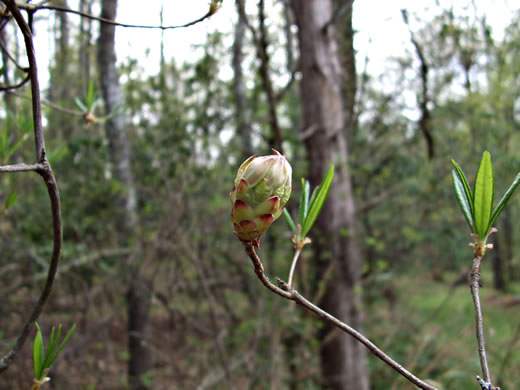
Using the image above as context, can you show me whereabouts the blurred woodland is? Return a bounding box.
[0,0,520,389]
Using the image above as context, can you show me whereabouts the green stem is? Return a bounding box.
[287,247,302,288]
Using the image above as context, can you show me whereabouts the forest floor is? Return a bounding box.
[366,267,520,389]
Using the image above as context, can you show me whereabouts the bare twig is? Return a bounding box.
[0,0,62,374]
[243,243,438,390]
[0,162,44,172]
[9,91,84,116]
[470,255,493,384]
[0,73,30,91]
[17,1,220,30]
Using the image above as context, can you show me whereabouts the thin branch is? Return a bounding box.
[9,91,85,116]
[470,255,493,384]
[0,162,44,172]
[0,34,28,73]
[243,243,438,390]
[0,0,62,374]
[0,73,30,90]
[18,2,220,30]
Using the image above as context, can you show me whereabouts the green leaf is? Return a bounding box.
[298,179,310,225]
[33,323,44,379]
[42,325,58,371]
[283,208,298,235]
[473,151,494,239]
[74,97,87,112]
[86,80,96,108]
[4,192,18,210]
[451,159,474,215]
[52,324,76,363]
[308,186,319,210]
[301,165,334,238]
[488,172,520,232]
[452,170,474,232]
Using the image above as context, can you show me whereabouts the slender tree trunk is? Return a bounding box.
[290,1,369,389]
[335,0,357,143]
[97,2,151,389]
[79,0,93,90]
[232,0,253,158]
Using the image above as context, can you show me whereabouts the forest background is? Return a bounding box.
[0,0,520,389]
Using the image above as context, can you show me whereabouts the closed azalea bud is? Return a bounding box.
[230,149,292,245]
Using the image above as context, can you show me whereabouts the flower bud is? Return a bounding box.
[230,149,292,245]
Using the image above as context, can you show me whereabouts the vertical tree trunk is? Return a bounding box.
[232,0,253,158]
[48,0,74,139]
[290,1,369,389]
[97,2,151,389]
[334,0,357,143]
[79,0,93,90]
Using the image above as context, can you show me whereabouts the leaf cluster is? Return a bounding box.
[452,151,520,242]
[32,323,76,387]
[284,165,334,246]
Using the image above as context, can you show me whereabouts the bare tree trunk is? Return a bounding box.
[290,1,369,389]
[97,2,151,389]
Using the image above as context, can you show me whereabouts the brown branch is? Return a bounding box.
[0,0,62,374]
[0,162,44,172]
[470,255,497,388]
[243,243,438,390]
[0,24,28,72]
[18,2,220,30]
[0,73,30,91]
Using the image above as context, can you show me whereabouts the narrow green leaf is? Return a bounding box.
[301,165,334,238]
[308,186,319,209]
[298,179,310,225]
[42,325,58,371]
[283,208,298,235]
[451,159,474,214]
[52,324,76,363]
[452,170,474,232]
[74,97,87,112]
[33,323,44,379]
[488,172,520,232]
[473,151,494,239]
[86,81,96,108]
[4,192,18,210]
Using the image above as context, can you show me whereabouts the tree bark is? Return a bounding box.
[290,1,369,389]
[97,2,151,389]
